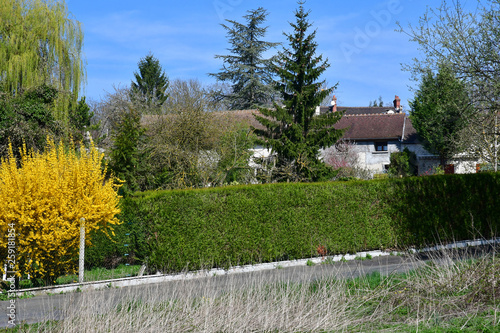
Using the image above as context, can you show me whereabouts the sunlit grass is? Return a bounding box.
[1,244,498,332]
[8,264,142,291]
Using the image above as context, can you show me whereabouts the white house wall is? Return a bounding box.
[249,147,273,168]
[249,142,479,178]
[400,143,478,175]
[401,143,438,175]
[352,141,400,174]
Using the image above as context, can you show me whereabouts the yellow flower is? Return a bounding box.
[0,137,121,281]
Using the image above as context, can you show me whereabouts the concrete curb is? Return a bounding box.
[9,237,500,297]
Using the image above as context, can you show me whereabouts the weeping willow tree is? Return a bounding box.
[0,0,86,126]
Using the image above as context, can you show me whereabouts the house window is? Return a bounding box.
[374,142,388,152]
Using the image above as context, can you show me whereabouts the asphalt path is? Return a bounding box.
[1,254,423,328]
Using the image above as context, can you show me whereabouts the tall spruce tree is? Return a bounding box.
[131,53,169,111]
[254,2,344,182]
[210,7,278,110]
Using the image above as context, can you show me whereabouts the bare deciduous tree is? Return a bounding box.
[323,140,371,180]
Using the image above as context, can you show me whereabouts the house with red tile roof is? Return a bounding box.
[325,95,478,176]
[169,95,479,178]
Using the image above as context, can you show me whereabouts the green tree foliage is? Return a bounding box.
[388,148,417,177]
[69,97,93,132]
[398,0,500,167]
[410,65,474,167]
[210,7,279,110]
[213,122,255,185]
[101,80,255,192]
[0,85,63,157]
[119,173,500,273]
[254,3,344,182]
[0,0,85,125]
[131,53,169,111]
[0,85,92,157]
[108,105,145,194]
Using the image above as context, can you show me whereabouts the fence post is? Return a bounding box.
[79,218,85,283]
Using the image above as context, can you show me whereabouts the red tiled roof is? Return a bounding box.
[335,113,412,141]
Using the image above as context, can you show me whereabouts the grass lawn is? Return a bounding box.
[1,264,142,297]
[53,264,142,285]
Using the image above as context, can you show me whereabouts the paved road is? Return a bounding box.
[1,255,424,328]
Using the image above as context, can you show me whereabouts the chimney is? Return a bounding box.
[393,95,401,112]
[331,95,337,112]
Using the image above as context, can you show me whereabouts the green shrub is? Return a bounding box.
[388,148,417,177]
[388,173,500,246]
[101,173,500,274]
[85,197,149,269]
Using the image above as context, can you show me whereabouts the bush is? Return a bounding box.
[85,197,149,269]
[121,180,392,273]
[388,148,417,177]
[108,173,500,274]
[0,138,121,284]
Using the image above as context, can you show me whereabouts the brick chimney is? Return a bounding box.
[331,95,337,112]
[393,95,401,112]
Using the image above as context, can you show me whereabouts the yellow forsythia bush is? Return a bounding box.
[0,138,121,282]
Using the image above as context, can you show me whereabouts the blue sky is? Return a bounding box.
[65,0,476,110]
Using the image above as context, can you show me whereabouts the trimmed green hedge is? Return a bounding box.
[389,173,500,245]
[91,173,500,273]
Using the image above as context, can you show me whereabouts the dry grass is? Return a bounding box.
[353,245,500,332]
[5,244,500,332]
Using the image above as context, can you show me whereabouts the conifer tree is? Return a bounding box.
[410,64,474,167]
[108,105,145,194]
[131,53,169,111]
[210,7,278,110]
[254,2,344,182]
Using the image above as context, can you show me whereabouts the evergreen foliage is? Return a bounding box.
[410,65,474,167]
[108,106,145,195]
[388,148,417,177]
[0,0,85,125]
[0,85,93,157]
[0,85,63,157]
[117,173,500,273]
[94,82,256,192]
[69,97,93,132]
[140,80,257,190]
[398,0,500,167]
[369,96,384,107]
[210,7,278,110]
[131,53,169,111]
[254,3,344,182]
